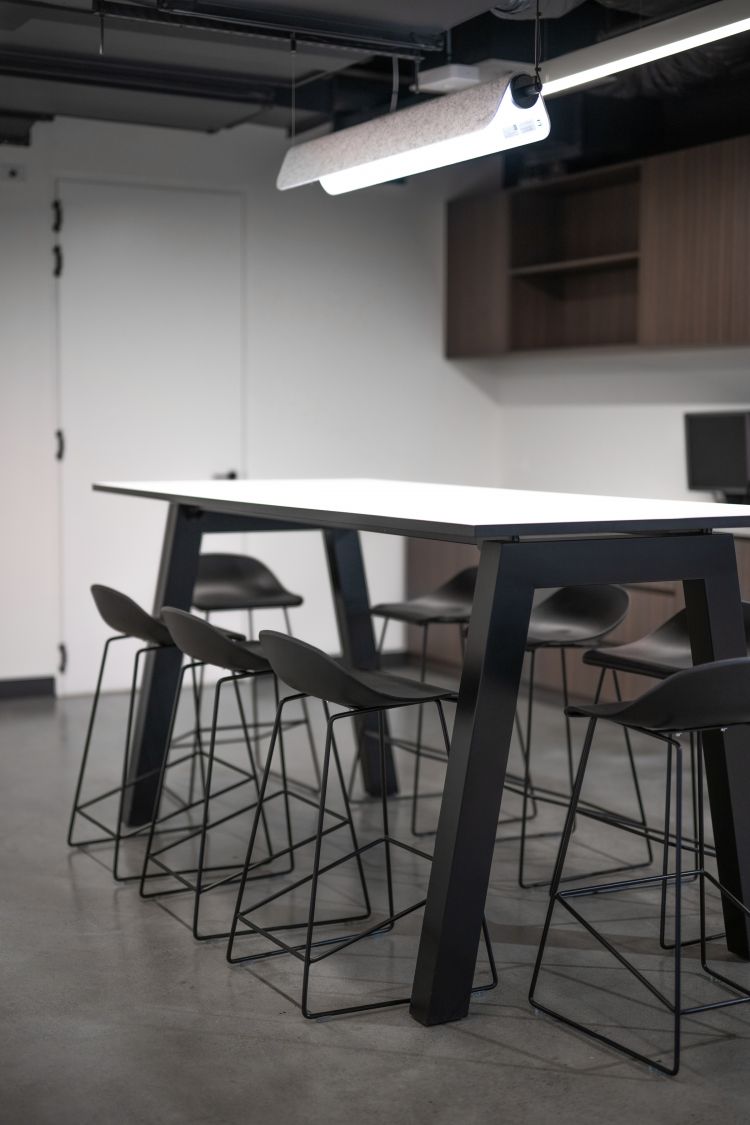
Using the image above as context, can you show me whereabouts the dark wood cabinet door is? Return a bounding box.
[445,192,509,358]
[639,136,750,346]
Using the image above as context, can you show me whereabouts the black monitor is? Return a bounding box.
[685,412,750,500]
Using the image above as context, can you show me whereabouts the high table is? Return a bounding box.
[95,478,750,1027]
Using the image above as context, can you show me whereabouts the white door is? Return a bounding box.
[57,179,245,695]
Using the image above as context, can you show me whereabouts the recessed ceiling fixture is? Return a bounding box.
[276,73,550,194]
[542,0,750,97]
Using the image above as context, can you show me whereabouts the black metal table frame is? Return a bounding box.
[123,504,397,830]
[122,502,750,1027]
[410,529,750,1025]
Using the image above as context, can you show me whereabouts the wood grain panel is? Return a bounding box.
[406,536,750,700]
[510,263,638,350]
[445,192,509,358]
[639,136,750,346]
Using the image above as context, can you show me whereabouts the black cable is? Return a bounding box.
[534,0,542,92]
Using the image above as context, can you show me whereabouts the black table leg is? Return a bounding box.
[684,536,750,959]
[410,540,533,1023]
[324,528,397,796]
[123,504,203,826]
[411,532,750,1026]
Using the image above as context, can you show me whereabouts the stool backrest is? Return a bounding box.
[259,630,390,709]
[432,566,477,604]
[530,584,630,640]
[161,608,267,673]
[610,657,750,733]
[635,605,750,655]
[196,554,293,599]
[91,585,171,647]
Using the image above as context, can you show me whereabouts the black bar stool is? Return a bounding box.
[583,603,750,944]
[227,629,497,1019]
[529,657,750,1076]
[359,567,476,832]
[67,585,202,880]
[139,608,288,941]
[192,553,320,789]
[583,604,750,680]
[514,584,651,889]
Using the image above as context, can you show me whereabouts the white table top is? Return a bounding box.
[93,478,750,542]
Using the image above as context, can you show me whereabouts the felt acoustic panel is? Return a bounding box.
[276,75,550,194]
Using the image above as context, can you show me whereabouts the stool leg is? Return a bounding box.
[672,739,683,1075]
[529,716,597,1002]
[301,716,336,1017]
[611,670,653,868]
[139,663,192,897]
[518,650,539,888]
[560,648,576,798]
[324,703,372,918]
[231,673,273,858]
[226,694,292,964]
[380,710,396,921]
[410,624,430,837]
[283,607,322,792]
[660,741,675,950]
[192,674,227,939]
[187,662,206,805]
[113,644,160,881]
[67,635,123,847]
[248,608,261,754]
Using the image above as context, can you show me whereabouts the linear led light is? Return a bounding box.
[542,0,750,97]
[276,74,549,194]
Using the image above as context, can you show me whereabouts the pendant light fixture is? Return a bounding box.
[276,73,549,194]
[541,0,750,98]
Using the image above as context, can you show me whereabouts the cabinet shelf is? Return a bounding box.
[445,136,750,357]
[510,250,640,279]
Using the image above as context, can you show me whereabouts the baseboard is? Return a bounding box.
[0,676,55,700]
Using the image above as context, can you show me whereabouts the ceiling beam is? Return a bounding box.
[0,45,337,111]
[94,0,444,59]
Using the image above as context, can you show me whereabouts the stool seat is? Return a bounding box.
[525,584,629,649]
[583,604,750,679]
[259,630,452,710]
[91,584,173,647]
[192,554,303,612]
[371,567,476,626]
[162,608,269,674]
[567,656,750,733]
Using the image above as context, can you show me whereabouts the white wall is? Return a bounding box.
[456,346,750,500]
[0,117,501,686]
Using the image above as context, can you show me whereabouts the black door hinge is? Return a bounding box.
[55,429,65,461]
[52,198,62,233]
[58,643,67,675]
[53,245,63,277]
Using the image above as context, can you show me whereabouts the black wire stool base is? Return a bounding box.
[530,867,750,1077]
[228,694,498,1020]
[529,723,750,1077]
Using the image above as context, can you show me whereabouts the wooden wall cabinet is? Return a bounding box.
[446,135,750,357]
[639,136,750,346]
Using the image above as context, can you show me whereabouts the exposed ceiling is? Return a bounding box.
[1,1,749,179]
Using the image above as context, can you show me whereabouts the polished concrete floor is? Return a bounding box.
[3,671,750,1125]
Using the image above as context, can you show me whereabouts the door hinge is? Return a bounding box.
[53,245,63,277]
[52,198,62,233]
[55,429,65,461]
[58,643,67,675]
